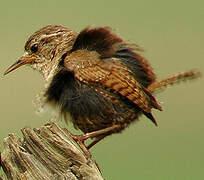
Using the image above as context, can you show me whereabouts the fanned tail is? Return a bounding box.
[147,69,201,93]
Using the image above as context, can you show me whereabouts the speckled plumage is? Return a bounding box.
[4,25,201,148]
[45,27,162,134]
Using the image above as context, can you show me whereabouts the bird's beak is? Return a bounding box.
[4,55,36,76]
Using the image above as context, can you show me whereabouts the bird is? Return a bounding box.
[4,25,201,150]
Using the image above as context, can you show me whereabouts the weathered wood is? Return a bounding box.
[0,122,104,180]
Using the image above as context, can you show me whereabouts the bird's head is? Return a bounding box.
[4,25,77,81]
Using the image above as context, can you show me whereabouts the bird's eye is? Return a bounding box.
[30,44,38,53]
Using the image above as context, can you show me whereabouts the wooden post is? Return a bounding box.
[0,122,104,180]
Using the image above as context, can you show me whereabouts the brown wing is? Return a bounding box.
[71,26,156,87]
[64,49,162,113]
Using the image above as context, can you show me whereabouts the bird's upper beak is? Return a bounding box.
[4,54,36,76]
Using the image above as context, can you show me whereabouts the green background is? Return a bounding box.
[0,0,203,179]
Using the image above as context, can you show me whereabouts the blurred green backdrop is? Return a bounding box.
[0,0,203,179]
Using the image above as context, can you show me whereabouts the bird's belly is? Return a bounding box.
[73,110,141,134]
[64,94,142,134]
[47,86,142,134]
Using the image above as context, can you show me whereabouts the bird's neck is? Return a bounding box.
[43,64,59,87]
[30,58,60,88]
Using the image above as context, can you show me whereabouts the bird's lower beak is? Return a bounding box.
[4,55,36,76]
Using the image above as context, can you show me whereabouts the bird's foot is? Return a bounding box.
[70,134,92,159]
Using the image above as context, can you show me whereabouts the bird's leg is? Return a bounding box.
[70,124,121,157]
[87,135,106,149]
[86,123,127,149]
[73,124,120,142]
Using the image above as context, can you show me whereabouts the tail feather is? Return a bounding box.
[147,69,201,93]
